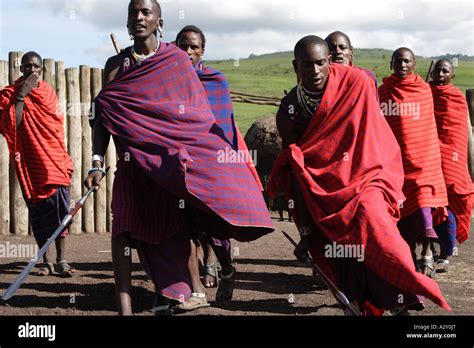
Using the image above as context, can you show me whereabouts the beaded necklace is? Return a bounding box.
[131,43,160,65]
[296,82,323,119]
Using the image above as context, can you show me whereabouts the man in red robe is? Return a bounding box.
[0,51,74,277]
[430,59,474,272]
[379,48,449,277]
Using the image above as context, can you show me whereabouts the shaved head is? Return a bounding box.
[325,31,352,47]
[391,47,415,62]
[435,59,453,71]
[129,0,161,16]
[21,51,42,66]
[294,35,328,60]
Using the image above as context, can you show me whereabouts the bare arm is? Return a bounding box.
[85,55,122,189]
[276,100,313,262]
[15,73,40,130]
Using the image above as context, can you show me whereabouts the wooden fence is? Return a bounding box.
[0,52,116,235]
[0,51,473,234]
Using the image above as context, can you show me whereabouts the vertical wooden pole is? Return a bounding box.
[0,61,10,235]
[66,68,82,234]
[104,68,116,234]
[42,59,55,86]
[8,52,28,236]
[91,68,107,234]
[80,66,94,233]
[55,61,68,148]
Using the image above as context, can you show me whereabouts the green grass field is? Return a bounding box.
[208,49,474,134]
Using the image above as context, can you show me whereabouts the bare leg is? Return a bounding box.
[55,237,66,263]
[188,241,206,294]
[112,233,133,316]
[420,237,434,276]
[203,242,217,288]
[211,240,235,302]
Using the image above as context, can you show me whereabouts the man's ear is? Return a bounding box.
[389,60,393,70]
[158,18,164,30]
[292,59,298,74]
[413,61,416,71]
[451,73,455,80]
[201,48,205,56]
[20,65,23,74]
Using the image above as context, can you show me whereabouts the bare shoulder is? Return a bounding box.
[104,54,124,84]
[276,88,298,148]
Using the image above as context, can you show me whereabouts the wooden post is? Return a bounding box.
[106,141,116,233]
[66,68,82,234]
[91,68,107,234]
[466,90,474,181]
[8,52,28,236]
[56,61,68,147]
[42,59,55,86]
[80,66,94,233]
[0,61,10,235]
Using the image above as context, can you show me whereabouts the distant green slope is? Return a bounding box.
[208,49,474,134]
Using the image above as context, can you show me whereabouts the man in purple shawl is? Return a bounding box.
[85,0,273,316]
[175,25,263,308]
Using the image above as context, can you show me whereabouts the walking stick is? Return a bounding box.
[425,59,436,82]
[1,168,109,301]
[110,33,122,55]
[281,231,362,316]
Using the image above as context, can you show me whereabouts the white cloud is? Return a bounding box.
[1,0,473,68]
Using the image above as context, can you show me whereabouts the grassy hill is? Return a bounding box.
[207,49,474,133]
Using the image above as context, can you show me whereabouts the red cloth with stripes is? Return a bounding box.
[0,78,73,202]
[269,64,450,311]
[430,82,474,243]
[378,73,448,218]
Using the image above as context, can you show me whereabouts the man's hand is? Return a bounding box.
[18,73,40,99]
[84,161,104,190]
[294,235,311,264]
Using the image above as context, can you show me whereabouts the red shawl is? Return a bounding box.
[431,82,474,243]
[379,73,448,218]
[0,79,73,202]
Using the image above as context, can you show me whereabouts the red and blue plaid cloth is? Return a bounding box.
[95,43,273,241]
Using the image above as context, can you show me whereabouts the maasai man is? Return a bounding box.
[324,31,378,91]
[430,59,474,272]
[268,36,450,315]
[175,25,262,307]
[85,0,272,316]
[0,51,74,277]
[379,48,449,276]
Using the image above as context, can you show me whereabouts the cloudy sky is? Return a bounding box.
[0,0,473,68]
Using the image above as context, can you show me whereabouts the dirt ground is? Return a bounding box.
[0,212,473,316]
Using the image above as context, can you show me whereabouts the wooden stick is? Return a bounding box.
[110,33,122,55]
[425,59,435,82]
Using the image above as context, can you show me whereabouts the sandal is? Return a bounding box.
[419,255,436,278]
[215,266,235,302]
[204,262,218,288]
[54,261,76,278]
[435,259,449,273]
[175,293,210,312]
[37,262,54,276]
[150,304,173,316]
